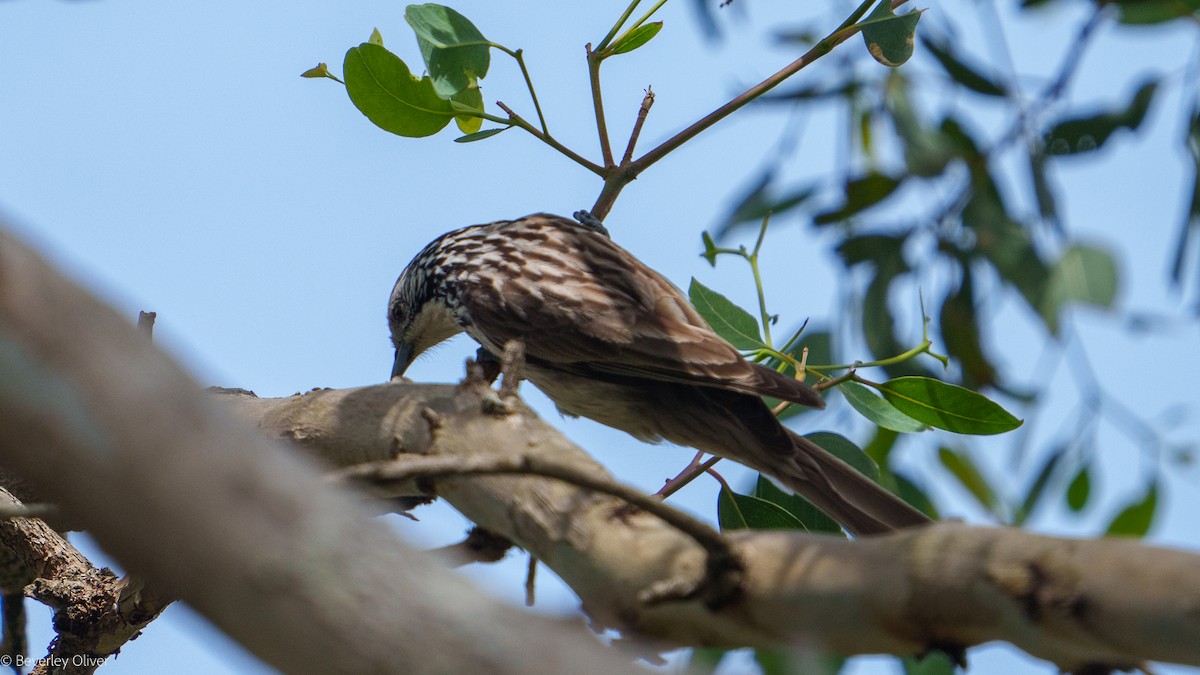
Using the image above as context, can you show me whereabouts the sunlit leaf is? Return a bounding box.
[450,82,484,134]
[1039,244,1120,333]
[688,279,766,350]
[343,43,455,138]
[405,3,492,98]
[300,62,343,84]
[840,381,928,433]
[369,27,384,47]
[879,377,1022,435]
[611,21,663,55]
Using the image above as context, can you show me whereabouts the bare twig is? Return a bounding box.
[621,87,656,165]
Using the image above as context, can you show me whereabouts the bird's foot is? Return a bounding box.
[497,340,526,400]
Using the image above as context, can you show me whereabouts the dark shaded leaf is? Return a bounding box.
[1066,463,1091,512]
[807,432,880,480]
[611,22,663,55]
[937,446,1000,512]
[717,170,816,238]
[756,649,844,675]
[753,475,843,534]
[454,127,509,143]
[343,43,455,138]
[687,648,727,673]
[886,74,963,177]
[892,471,940,519]
[1028,142,1059,229]
[717,487,804,531]
[405,3,492,98]
[1044,80,1158,156]
[1170,104,1200,288]
[688,279,765,350]
[814,172,902,225]
[1105,482,1158,537]
[1014,446,1065,525]
[880,376,1022,435]
[904,650,957,675]
[921,35,1007,97]
[860,1,922,67]
[1113,0,1200,24]
[939,269,998,390]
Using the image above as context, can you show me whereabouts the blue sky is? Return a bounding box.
[2,1,1198,673]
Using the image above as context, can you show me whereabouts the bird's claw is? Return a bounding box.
[498,340,526,400]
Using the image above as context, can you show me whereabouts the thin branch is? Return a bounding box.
[587,47,616,168]
[334,453,744,606]
[621,88,656,165]
[496,102,604,175]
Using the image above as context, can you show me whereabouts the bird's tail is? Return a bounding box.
[756,430,931,536]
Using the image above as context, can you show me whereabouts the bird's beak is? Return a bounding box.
[391,342,414,380]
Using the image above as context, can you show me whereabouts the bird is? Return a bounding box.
[387,213,930,536]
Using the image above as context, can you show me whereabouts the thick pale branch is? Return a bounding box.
[228,384,1200,671]
[0,225,638,675]
[1,220,1197,673]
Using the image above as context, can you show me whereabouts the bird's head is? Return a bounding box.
[387,235,466,380]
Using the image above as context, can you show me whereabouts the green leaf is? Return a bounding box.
[717,487,804,531]
[814,171,901,225]
[687,647,728,673]
[1170,104,1200,288]
[1014,446,1064,526]
[1028,143,1059,228]
[300,62,344,84]
[920,36,1006,97]
[807,432,880,481]
[1066,463,1091,512]
[1039,244,1119,333]
[859,1,922,67]
[904,650,957,675]
[700,231,719,266]
[450,82,484,134]
[768,331,832,421]
[1045,80,1158,156]
[688,278,766,350]
[611,21,663,55]
[756,649,844,675]
[717,171,816,238]
[344,43,455,138]
[369,27,384,47]
[879,376,1022,435]
[753,475,843,534]
[405,3,492,98]
[939,270,997,390]
[840,381,928,433]
[1113,0,1200,25]
[454,127,508,143]
[1106,483,1158,537]
[892,471,939,520]
[937,446,1000,513]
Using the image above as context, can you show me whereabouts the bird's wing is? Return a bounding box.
[459,215,824,408]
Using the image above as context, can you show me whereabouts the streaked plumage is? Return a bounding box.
[389,213,930,535]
